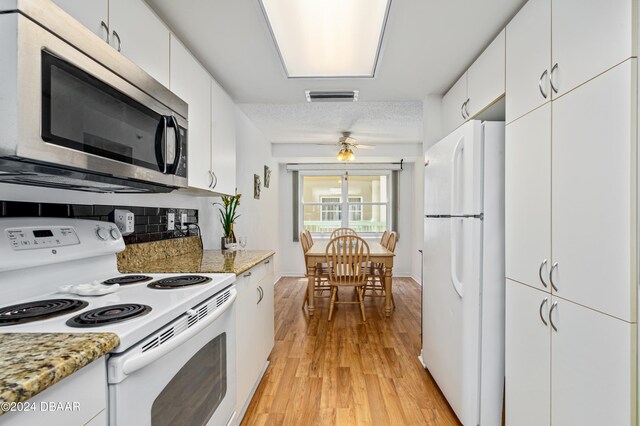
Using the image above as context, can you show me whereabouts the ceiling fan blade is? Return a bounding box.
[354,144,376,149]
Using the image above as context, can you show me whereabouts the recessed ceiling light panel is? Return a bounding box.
[259,0,392,78]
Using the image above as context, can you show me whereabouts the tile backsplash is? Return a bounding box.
[0,200,198,245]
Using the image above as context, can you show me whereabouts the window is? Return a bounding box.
[300,173,391,236]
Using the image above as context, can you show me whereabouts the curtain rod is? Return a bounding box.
[286,160,404,172]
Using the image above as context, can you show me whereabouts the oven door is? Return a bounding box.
[107,288,237,426]
[7,14,188,188]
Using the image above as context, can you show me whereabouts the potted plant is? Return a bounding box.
[215,194,241,249]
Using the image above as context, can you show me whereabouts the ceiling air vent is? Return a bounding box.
[305,90,359,102]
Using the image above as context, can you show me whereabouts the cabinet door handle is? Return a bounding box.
[550,63,559,94]
[538,259,548,288]
[112,30,122,52]
[243,271,252,278]
[549,262,558,292]
[100,21,110,43]
[549,301,558,331]
[539,297,548,326]
[257,286,264,304]
[538,69,548,99]
[464,98,470,118]
[208,170,214,188]
[264,260,270,265]
[211,171,218,189]
[460,101,466,119]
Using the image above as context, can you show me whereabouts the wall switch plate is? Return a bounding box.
[167,213,175,231]
[113,209,134,236]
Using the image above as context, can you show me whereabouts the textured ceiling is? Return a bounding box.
[147,0,526,145]
[238,101,423,144]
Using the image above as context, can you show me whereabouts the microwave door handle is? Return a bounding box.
[155,116,168,173]
[166,115,182,175]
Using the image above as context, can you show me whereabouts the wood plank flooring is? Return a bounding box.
[241,277,460,425]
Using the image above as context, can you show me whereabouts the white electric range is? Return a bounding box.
[0,218,237,426]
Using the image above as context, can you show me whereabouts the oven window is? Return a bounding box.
[41,50,163,172]
[151,333,227,426]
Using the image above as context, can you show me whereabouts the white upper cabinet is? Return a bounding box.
[551,60,636,322]
[551,0,634,98]
[505,0,551,123]
[505,103,551,292]
[170,35,212,191]
[52,0,171,87]
[210,79,237,196]
[441,73,468,136]
[108,0,170,86]
[52,0,108,40]
[467,29,506,118]
[442,29,506,135]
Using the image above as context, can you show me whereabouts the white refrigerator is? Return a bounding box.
[421,120,505,425]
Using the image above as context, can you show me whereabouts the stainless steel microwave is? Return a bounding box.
[0,0,188,193]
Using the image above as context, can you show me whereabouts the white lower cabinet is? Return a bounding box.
[0,358,107,426]
[235,255,275,423]
[505,280,550,426]
[506,279,636,426]
[551,297,634,426]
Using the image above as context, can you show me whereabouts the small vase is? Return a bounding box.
[221,224,237,250]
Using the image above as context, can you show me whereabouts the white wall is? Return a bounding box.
[233,108,280,277]
[412,94,444,283]
[278,162,419,277]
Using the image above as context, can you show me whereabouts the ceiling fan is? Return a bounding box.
[333,133,375,161]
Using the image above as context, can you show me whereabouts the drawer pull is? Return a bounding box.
[243,272,252,278]
[264,260,270,264]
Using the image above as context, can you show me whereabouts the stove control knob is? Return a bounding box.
[95,227,109,241]
[110,228,120,240]
[186,309,197,317]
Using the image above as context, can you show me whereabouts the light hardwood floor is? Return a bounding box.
[241,277,461,425]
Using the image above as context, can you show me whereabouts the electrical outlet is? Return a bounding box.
[181,213,188,228]
[113,209,134,236]
[167,213,175,231]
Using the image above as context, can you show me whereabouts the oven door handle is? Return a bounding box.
[109,288,237,382]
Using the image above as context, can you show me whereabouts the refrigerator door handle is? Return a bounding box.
[450,136,465,215]
[450,218,464,298]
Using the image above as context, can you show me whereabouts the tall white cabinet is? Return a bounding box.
[504,1,638,424]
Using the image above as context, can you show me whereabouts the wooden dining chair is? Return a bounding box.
[325,235,370,322]
[380,230,390,247]
[300,231,331,310]
[330,227,357,239]
[364,231,397,308]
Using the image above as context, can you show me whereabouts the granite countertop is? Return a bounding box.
[0,333,119,414]
[116,236,274,275]
[120,249,275,275]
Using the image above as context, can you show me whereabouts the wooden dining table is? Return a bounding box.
[304,240,396,317]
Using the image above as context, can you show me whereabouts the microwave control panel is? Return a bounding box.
[7,227,80,250]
